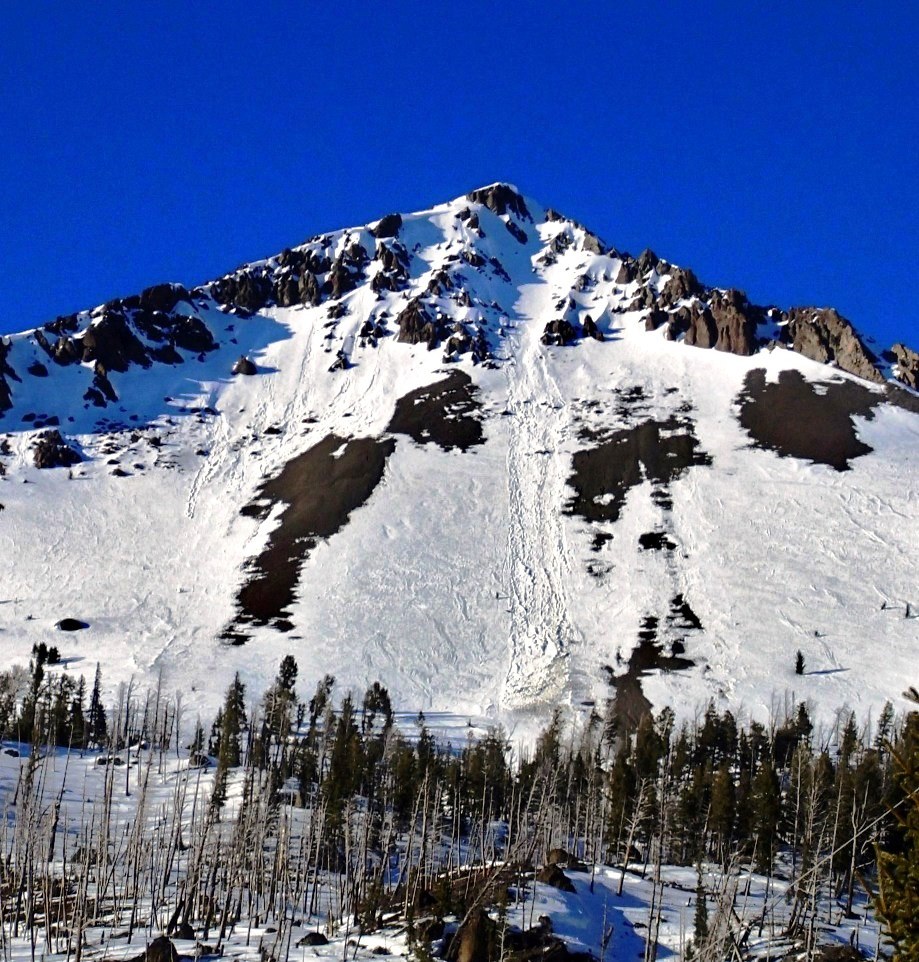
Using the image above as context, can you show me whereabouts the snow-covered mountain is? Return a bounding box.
[1,182,917,736]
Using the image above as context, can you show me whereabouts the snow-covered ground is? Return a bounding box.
[0,186,916,741]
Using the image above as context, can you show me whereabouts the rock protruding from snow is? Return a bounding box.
[0,338,16,413]
[395,299,440,348]
[232,356,257,376]
[33,430,81,469]
[684,289,760,356]
[890,343,919,390]
[783,307,883,383]
[370,212,403,238]
[467,183,531,220]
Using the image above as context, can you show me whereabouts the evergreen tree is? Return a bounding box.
[875,712,919,958]
[87,663,107,748]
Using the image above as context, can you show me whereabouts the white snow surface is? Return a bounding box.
[0,186,917,739]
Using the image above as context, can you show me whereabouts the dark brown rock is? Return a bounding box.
[708,288,760,355]
[138,283,190,314]
[658,266,702,307]
[298,270,321,307]
[80,312,151,372]
[636,248,660,275]
[447,908,496,962]
[683,304,717,349]
[395,299,441,348]
[541,319,576,346]
[211,269,272,312]
[297,932,329,947]
[505,220,528,244]
[629,286,656,311]
[232,356,257,376]
[785,307,883,383]
[56,617,89,631]
[33,430,81,469]
[644,308,669,332]
[143,936,179,962]
[466,183,531,220]
[370,212,402,238]
[615,259,636,285]
[171,316,217,354]
[27,361,49,378]
[890,342,919,389]
[536,863,576,892]
[582,315,604,341]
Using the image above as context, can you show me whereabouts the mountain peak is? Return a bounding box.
[0,185,917,734]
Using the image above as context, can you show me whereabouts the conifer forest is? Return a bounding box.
[0,649,917,962]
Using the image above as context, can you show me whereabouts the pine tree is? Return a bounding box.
[87,663,107,748]
[795,650,805,675]
[875,712,919,958]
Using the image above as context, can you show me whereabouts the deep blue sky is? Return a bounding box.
[1,3,916,349]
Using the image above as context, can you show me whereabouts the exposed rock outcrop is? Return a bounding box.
[370,212,402,238]
[541,319,577,346]
[890,343,919,390]
[0,338,17,413]
[467,183,531,220]
[395,299,441,348]
[658,265,702,307]
[33,430,81,469]
[683,289,760,356]
[582,315,604,341]
[232,356,257,376]
[784,307,883,383]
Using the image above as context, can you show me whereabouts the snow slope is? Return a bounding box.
[0,184,916,737]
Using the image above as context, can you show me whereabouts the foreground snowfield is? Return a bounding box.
[0,186,916,738]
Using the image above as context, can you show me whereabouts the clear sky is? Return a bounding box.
[1,2,916,350]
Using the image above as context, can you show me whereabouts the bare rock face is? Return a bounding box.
[211,269,272,313]
[467,183,531,220]
[658,265,702,307]
[33,430,81,469]
[682,290,759,356]
[396,299,441,348]
[710,289,760,355]
[636,248,659,275]
[370,212,402,238]
[80,312,152,372]
[785,307,883,383]
[890,343,919,389]
[0,338,17,413]
[684,303,717,349]
[137,283,190,314]
[615,259,636,285]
